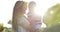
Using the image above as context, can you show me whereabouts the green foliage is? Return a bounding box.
[44,4,60,27]
[7,20,14,32]
[43,3,60,32]
[0,23,4,32]
[43,24,60,32]
[8,20,12,25]
[5,27,14,32]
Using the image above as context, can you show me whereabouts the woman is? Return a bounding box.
[12,1,32,32]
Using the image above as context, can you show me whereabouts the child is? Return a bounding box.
[27,1,42,32]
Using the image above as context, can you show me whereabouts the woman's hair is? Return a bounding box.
[12,1,27,32]
[13,1,27,14]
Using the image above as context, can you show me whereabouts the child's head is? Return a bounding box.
[28,1,36,12]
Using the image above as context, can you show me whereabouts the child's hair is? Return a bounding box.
[29,1,36,8]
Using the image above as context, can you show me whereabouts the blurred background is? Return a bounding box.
[0,0,60,32]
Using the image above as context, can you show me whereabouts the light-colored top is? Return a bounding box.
[17,15,30,32]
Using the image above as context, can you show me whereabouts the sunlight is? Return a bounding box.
[0,23,12,28]
[50,10,54,14]
[41,22,47,28]
[24,0,46,16]
[34,6,45,16]
[24,0,47,28]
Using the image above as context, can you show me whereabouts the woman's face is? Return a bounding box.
[20,3,27,14]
